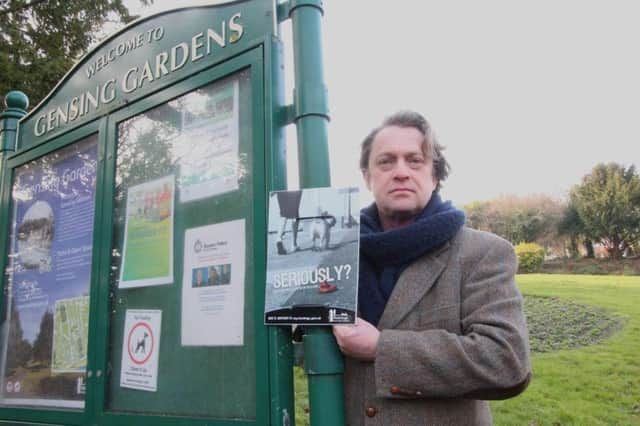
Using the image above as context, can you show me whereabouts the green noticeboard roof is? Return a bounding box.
[18,0,276,149]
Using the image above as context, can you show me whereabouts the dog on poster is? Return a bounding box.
[310,207,336,251]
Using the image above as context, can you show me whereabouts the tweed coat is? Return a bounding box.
[344,227,531,426]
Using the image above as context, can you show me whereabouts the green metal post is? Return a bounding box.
[0,91,29,186]
[0,91,28,154]
[269,36,296,426]
[287,1,346,425]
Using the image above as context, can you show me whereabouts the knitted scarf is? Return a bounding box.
[359,192,466,326]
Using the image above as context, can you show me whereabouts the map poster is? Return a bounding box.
[181,220,245,346]
[119,175,175,289]
[120,310,162,392]
[51,296,90,373]
[175,79,240,203]
[264,187,360,325]
[0,136,97,408]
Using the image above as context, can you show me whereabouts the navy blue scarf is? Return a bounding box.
[359,193,465,326]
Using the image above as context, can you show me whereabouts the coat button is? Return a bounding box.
[390,386,400,394]
[365,406,377,417]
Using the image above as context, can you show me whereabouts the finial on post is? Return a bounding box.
[1,90,29,152]
[5,90,29,112]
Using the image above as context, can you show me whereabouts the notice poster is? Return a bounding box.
[264,187,360,325]
[120,310,162,392]
[181,220,245,346]
[119,175,174,289]
[175,79,240,202]
[0,136,97,408]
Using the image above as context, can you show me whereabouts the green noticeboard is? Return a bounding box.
[0,1,293,425]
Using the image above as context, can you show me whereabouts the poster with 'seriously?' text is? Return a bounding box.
[265,187,360,325]
[0,136,97,408]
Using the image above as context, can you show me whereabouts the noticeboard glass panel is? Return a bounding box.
[0,135,98,409]
[105,68,257,419]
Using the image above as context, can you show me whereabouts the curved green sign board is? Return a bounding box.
[1,1,293,425]
[19,1,275,148]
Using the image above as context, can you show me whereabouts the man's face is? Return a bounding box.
[363,126,438,228]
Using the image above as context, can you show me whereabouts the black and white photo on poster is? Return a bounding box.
[265,187,359,325]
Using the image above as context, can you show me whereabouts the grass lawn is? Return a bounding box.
[294,274,640,425]
[492,274,640,425]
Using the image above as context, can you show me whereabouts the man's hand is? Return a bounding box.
[333,317,380,361]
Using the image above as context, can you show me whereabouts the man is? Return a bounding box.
[333,111,531,425]
[208,266,219,286]
[194,268,205,287]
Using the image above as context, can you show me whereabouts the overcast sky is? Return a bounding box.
[127,1,639,206]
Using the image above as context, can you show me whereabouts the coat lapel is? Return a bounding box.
[377,242,451,329]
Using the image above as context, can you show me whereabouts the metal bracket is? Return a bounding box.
[293,86,330,122]
[277,0,324,22]
[281,103,296,126]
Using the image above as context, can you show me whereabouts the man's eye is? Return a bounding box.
[408,157,425,167]
[377,158,393,166]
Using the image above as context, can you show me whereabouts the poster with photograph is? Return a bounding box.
[120,310,162,392]
[119,175,174,289]
[264,187,359,325]
[0,136,97,408]
[181,220,245,346]
[175,79,240,202]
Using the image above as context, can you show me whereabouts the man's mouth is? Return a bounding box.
[389,188,414,194]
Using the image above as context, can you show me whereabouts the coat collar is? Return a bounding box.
[377,240,451,329]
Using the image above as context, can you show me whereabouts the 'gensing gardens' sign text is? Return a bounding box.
[33,13,244,137]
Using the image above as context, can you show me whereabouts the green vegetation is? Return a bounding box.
[524,295,623,353]
[294,274,640,426]
[463,162,640,260]
[464,194,564,249]
[515,242,546,273]
[294,366,309,425]
[1,0,149,107]
[492,274,640,425]
[570,163,640,259]
[542,257,640,275]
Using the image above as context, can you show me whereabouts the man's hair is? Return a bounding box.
[360,110,450,191]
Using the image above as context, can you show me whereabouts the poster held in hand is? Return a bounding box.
[265,187,359,325]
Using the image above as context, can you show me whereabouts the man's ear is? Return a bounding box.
[362,168,371,190]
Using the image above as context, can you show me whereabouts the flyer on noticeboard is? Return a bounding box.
[264,187,359,325]
[120,309,162,392]
[119,175,175,289]
[175,79,240,203]
[181,219,245,346]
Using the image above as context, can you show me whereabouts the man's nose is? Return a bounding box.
[392,160,411,179]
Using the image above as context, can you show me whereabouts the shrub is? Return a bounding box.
[515,242,545,273]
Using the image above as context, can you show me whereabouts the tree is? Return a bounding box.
[463,194,564,254]
[0,0,149,108]
[557,197,594,258]
[5,303,32,371]
[571,163,640,259]
[32,310,54,364]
